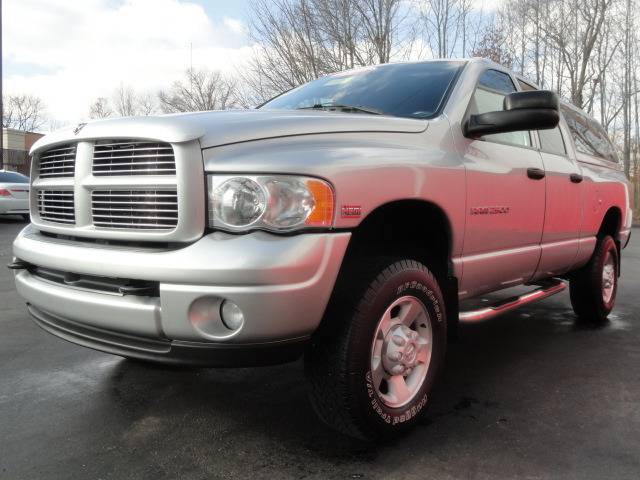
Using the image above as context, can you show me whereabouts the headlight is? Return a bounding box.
[212,177,266,227]
[208,175,334,232]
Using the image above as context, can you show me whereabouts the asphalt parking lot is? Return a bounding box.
[1,218,639,479]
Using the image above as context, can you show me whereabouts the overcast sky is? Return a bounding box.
[4,0,255,127]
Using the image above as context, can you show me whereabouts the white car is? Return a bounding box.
[0,170,30,220]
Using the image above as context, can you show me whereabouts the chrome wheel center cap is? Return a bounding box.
[382,324,420,376]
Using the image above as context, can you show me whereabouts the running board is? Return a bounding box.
[459,280,567,324]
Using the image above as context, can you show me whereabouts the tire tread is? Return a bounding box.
[569,235,617,324]
[305,258,440,439]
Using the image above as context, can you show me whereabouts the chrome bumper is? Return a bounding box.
[13,225,350,364]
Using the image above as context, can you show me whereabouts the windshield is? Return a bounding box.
[260,61,465,119]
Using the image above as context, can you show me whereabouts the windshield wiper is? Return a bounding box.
[297,103,382,115]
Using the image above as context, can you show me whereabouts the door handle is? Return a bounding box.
[527,167,546,180]
[570,173,583,183]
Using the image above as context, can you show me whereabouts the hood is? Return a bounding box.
[30,109,428,154]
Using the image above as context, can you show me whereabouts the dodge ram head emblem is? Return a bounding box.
[73,123,87,135]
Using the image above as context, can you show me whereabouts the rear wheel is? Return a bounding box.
[569,235,618,324]
[305,258,447,440]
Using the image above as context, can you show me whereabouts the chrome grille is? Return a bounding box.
[91,190,178,230]
[38,144,76,178]
[37,190,75,224]
[92,140,176,176]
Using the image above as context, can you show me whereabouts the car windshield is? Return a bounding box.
[0,171,29,183]
[260,61,465,119]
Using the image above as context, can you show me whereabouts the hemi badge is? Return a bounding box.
[341,205,362,218]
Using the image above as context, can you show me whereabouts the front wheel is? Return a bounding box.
[305,259,447,440]
[569,235,619,324]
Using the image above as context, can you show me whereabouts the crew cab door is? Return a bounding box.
[515,80,582,279]
[459,69,546,298]
[531,121,583,279]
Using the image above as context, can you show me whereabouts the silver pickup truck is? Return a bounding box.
[12,58,633,439]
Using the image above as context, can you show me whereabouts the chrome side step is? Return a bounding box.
[459,280,567,324]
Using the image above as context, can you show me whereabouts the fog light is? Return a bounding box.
[189,297,219,329]
[220,300,244,331]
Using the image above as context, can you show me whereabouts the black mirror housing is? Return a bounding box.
[503,90,559,111]
[464,90,560,139]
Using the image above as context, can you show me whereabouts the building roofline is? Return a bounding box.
[2,127,42,135]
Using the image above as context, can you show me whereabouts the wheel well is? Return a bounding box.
[598,207,622,241]
[342,200,453,280]
[327,200,459,340]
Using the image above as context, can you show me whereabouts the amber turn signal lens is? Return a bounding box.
[305,179,334,227]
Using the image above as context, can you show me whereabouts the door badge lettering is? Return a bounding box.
[470,206,510,215]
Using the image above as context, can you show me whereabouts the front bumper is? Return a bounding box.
[13,225,350,365]
[28,306,310,366]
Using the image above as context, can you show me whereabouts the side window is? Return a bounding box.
[589,120,619,164]
[469,70,532,147]
[517,80,537,91]
[561,106,619,163]
[516,79,566,156]
[538,127,567,156]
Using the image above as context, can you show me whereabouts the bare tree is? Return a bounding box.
[158,69,237,113]
[2,94,47,131]
[89,97,112,119]
[418,0,476,58]
[136,92,158,116]
[471,27,515,68]
[311,0,366,70]
[113,84,138,117]
[246,0,325,97]
[355,0,404,63]
[543,0,613,108]
[244,0,411,103]
[107,85,158,117]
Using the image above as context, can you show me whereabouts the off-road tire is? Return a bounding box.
[305,258,447,440]
[569,235,618,324]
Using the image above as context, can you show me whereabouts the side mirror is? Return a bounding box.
[463,90,560,139]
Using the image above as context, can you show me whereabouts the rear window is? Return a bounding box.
[561,106,619,163]
[0,171,29,183]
